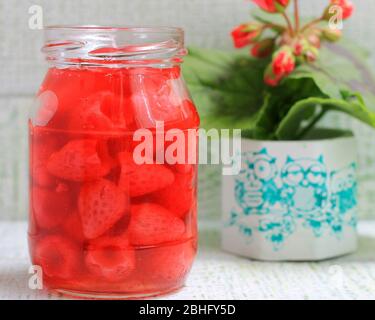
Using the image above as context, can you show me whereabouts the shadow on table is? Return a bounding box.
[336,235,375,263]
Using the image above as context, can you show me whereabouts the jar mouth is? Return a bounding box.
[45,25,184,34]
[43,25,186,68]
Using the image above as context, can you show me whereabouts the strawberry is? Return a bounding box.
[68,92,133,133]
[153,171,196,219]
[34,235,81,279]
[173,164,194,174]
[85,232,135,282]
[99,93,135,130]
[30,128,60,158]
[88,231,130,249]
[78,179,128,239]
[30,129,61,188]
[130,70,195,128]
[32,164,56,188]
[85,247,135,282]
[32,184,73,229]
[62,210,85,243]
[118,152,174,197]
[157,126,199,166]
[128,203,186,246]
[136,240,196,285]
[46,139,112,182]
[37,69,82,127]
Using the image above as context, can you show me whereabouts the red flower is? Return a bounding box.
[264,65,283,86]
[264,47,295,86]
[264,73,282,86]
[330,0,354,20]
[292,37,320,62]
[251,39,275,58]
[252,0,290,13]
[231,24,262,48]
[272,48,295,76]
[293,39,307,56]
[304,49,319,63]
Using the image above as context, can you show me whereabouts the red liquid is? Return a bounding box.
[28,67,199,298]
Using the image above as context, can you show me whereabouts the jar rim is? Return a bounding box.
[44,25,184,35]
[43,25,186,68]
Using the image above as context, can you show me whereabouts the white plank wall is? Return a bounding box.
[1,0,375,220]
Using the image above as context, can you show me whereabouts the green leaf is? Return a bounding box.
[289,40,375,107]
[278,40,375,139]
[246,78,326,140]
[182,41,375,141]
[303,128,354,140]
[183,47,269,130]
[275,95,375,140]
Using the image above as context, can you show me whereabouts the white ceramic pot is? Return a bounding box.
[222,133,358,261]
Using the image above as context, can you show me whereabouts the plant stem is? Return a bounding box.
[264,23,286,32]
[294,0,300,33]
[296,110,326,140]
[301,17,324,32]
[282,12,294,36]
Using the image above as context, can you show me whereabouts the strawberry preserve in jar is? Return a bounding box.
[29,26,200,299]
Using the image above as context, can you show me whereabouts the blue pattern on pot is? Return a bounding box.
[234,148,280,215]
[227,148,358,251]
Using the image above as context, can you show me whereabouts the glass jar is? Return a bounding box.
[28,26,200,299]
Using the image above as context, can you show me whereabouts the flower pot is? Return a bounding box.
[222,130,358,261]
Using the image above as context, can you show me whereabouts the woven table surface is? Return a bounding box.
[1,221,375,300]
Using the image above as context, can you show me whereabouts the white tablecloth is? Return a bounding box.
[1,221,375,300]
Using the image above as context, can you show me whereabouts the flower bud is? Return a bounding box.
[293,38,309,56]
[291,35,320,63]
[252,0,290,14]
[264,46,296,86]
[264,64,283,86]
[231,23,263,48]
[251,38,275,58]
[321,28,342,42]
[272,46,296,76]
[305,28,322,49]
[304,46,319,63]
[324,0,354,21]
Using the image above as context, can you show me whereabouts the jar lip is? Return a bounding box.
[43,25,186,68]
[44,25,184,35]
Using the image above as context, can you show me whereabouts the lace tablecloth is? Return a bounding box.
[1,221,375,300]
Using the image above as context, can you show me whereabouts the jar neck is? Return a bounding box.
[42,26,186,68]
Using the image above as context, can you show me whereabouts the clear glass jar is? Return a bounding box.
[28,26,200,299]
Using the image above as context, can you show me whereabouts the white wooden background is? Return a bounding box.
[1,0,375,220]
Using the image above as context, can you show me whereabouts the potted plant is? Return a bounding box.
[183,0,375,260]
